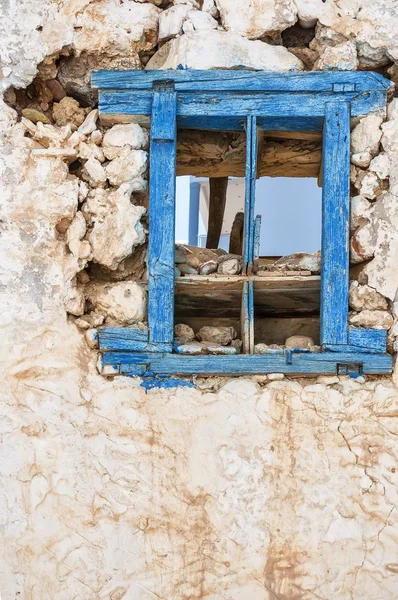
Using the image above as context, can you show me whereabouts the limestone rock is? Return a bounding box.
[201,342,237,355]
[147,31,304,71]
[66,212,87,258]
[174,323,195,343]
[369,153,390,179]
[21,108,50,124]
[78,142,105,163]
[184,10,218,31]
[197,326,236,346]
[159,5,191,41]
[174,342,207,354]
[217,258,241,275]
[179,263,198,275]
[52,97,86,129]
[254,343,284,354]
[215,0,297,39]
[351,115,384,157]
[106,148,148,188]
[45,79,66,102]
[349,310,393,330]
[78,109,99,135]
[315,41,358,71]
[85,328,99,349]
[83,186,146,271]
[351,152,371,169]
[86,281,146,324]
[230,338,243,353]
[274,251,321,274]
[175,245,220,266]
[350,223,376,264]
[102,124,149,160]
[198,260,218,275]
[64,285,85,316]
[202,0,219,18]
[357,172,382,200]
[350,196,373,231]
[285,335,315,349]
[82,157,107,186]
[349,281,388,311]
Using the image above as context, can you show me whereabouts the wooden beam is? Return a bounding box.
[206,177,228,249]
[176,130,322,178]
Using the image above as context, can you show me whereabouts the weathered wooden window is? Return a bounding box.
[92,70,392,380]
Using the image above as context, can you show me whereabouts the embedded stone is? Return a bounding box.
[78,109,99,135]
[349,310,393,330]
[254,343,284,354]
[85,281,146,324]
[45,79,66,102]
[351,115,383,157]
[82,157,107,186]
[102,124,149,160]
[64,286,85,316]
[369,153,390,179]
[106,148,147,187]
[349,281,388,311]
[201,342,237,355]
[215,0,297,38]
[174,323,195,343]
[350,196,373,231]
[78,142,105,162]
[83,186,146,271]
[21,108,50,124]
[197,326,236,346]
[285,335,314,349]
[350,223,376,263]
[147,31,304,71]
[85,328,99,349]
[184,10,218,31]
[158,5,191,41]
[175,245,219,265]
[53,97,86,129]
[66,211,86,257]
[351,152,371,169]
[315,41,358,71]
[358,172,381,200]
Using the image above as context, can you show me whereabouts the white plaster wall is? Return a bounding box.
[1,1,398,598]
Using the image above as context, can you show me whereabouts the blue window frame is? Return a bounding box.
[91,70,392,379]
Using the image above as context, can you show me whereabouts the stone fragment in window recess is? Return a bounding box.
[201,342,237,354]
[217,254,242,275]
[78,312,105,328]
[274,251,321,274]
[198,260,218,275]
[175,245,221,266]
[174,342,207,355]
[74,318,91,330]
[197,326,237,346]
[285,335,314,350]
[53,97,86,129]
[349,281,388,311]
[174,323,195,343]
[230,339,243,353]
[349,310,393,330]
[254,343,284,354]
[179,263,198,275]
[85,281,146,324]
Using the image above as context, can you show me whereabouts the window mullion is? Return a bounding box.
[320,100,350,346]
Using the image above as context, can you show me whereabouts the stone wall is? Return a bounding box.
[1,1,398,598]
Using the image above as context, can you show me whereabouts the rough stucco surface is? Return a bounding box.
[1,0,398,598]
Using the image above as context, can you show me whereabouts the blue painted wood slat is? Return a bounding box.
[320,101,350,346]
[348,327,387,351]
[99,326,148,343]
[243,116,257,271]
[148,83,177,344]
[102,351,393,375]
[98,90,386,120]
[92,70,391,93]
